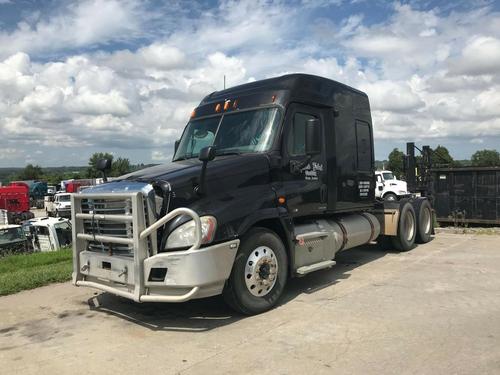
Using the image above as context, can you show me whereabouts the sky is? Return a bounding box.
[0,0,499,167]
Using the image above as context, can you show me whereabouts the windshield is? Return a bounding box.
[58,195,71,202]
[174,107,281,161]
[54,221,72,246]
[383,172,395,180]
[0,227,24,244]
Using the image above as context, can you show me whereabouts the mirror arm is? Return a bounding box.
[196,161,209,195]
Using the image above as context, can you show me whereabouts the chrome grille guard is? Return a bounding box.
[72,191,202,302]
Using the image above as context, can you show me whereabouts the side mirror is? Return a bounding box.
[198,146,216,162]
[197,146,216,196]
[305,118,321,155]
[96,158,112,171]
[174,139,180,153]
[96,159,112,182]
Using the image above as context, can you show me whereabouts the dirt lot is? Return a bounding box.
[1,233,499,375]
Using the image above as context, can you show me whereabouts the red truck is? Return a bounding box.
[0,183,34,223]
[64,179,95,193]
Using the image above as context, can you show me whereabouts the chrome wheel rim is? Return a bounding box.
[244,246,278,297]
[385,194,396,201]
[405,210,415,241]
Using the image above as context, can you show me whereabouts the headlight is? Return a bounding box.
[165,215,217,249]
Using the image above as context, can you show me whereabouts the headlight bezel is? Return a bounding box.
[164,215,217,250]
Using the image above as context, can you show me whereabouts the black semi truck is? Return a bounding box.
[72,74,433,314]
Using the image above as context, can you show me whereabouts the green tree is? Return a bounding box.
[387,148,405,178]
[471,149,500,166]
[111,157,131,177]
[16,164,43,180]
[431,145,453,165]
[87,152,114,178]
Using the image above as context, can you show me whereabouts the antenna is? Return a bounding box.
[223,75,226,89]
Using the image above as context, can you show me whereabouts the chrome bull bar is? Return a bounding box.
[72,192,203,302]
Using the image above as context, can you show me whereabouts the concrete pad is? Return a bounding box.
[1,233,500,374]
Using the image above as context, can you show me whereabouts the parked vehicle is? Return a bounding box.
[23,217,72,252]
[45,192,72,218]
[375,170,409,201]
[0,183,34,223]
[47,185,57,195]
[71,74,433,314]
[405,142,499,225]
[11,180,48,208]
[62,179,95,193]
[0,224,29,255]
[0,209,8,225]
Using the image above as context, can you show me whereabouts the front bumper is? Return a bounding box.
[73,239,239,302]
[71,189,239,303]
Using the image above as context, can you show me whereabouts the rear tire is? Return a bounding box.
[415,199,433,243]
[223,227,288,315]
[391,202,417,252]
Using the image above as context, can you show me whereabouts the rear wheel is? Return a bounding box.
[223,228,288,315]
[415,199,433,243]
[391,202,416,251]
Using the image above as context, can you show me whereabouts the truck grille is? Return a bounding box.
[81,198,134,256]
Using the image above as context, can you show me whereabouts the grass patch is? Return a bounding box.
[0,247,73,296]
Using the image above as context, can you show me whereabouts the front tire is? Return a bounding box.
[223,228,288,315]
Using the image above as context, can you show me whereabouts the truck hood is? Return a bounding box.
[119,158,200,181]
[86,154,271,204]
[119,153,270,186]
[386,180,408,193]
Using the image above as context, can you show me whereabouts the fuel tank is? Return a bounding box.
[293,213,380,270]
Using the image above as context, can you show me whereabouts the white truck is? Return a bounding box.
[23,217,72,252]
[45,192,72,218]
[375,170,409,201]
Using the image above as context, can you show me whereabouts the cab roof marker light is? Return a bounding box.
[215,103,222,112]
[190,109,196,118]
[232,99,238,109]
[224,100,231,111]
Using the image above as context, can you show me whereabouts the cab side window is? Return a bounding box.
[287,113,316,156]
[36,226,49,236]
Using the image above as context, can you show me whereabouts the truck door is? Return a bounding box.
[35,225,53,251]
[281,103,328,217]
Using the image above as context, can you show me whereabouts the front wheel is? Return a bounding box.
[223,228,288,315]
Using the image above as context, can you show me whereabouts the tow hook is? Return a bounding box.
[118,267,128,278]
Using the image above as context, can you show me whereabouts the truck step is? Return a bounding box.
[296,260,337,276]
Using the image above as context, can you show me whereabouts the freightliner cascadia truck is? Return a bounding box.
[72,74,433,314]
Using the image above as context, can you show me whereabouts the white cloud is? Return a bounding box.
[1,0,500,166]
[0,0,146,59]
[450,36,500,76]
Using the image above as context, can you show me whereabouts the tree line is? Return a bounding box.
[7,153,133,184]
[386,147,500,178]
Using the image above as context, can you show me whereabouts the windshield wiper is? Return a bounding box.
[216,151,242,156]
[173,155,195,161]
